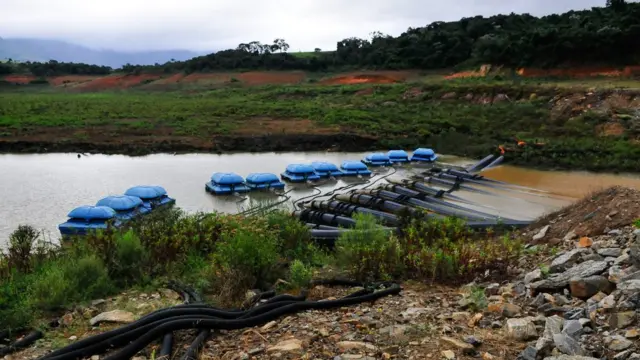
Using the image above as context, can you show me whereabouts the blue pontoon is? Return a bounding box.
[362,153,392,166]
[281,164,320,182]
[206,172,250,195]
[311,161,344,178]
[95,195,150,221]
[246,173,285,190]
[410,148,439,162]
[58,205,120,237]
[340,161,372,177]
[124,185,176,209]
[387,150,410,163]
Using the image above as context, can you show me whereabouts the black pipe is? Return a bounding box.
[180,329,210,360]
[465,154,494,173]
[39,282,401,360]
[481,155,504,170]
[0,330,43,357]
[307,200,400,226]
[294,209,357,228]
[157,333,173,360]
[101,285,401,360]
[362,188,497,221]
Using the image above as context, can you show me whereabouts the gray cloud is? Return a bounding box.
[0,0,610,52]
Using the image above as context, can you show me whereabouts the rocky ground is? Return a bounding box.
[5,189,640,360]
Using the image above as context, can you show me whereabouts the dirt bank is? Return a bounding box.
[0,133,381,155]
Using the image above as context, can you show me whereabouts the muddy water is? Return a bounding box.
[1,152,639,246]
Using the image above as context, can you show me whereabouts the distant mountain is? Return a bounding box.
[0,38,205,68]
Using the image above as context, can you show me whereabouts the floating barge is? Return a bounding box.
[58,185,175,238]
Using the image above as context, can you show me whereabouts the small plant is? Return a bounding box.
[335,213,402,282]
[633,218,640,228]
[466,286,488,312]
[289,260,313,289]
[539,264,550,278]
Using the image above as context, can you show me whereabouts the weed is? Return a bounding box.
[539,264,550,278]
[289,260,313,289]
[633,218,640,228]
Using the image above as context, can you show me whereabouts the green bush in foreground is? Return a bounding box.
[0,208,522,331]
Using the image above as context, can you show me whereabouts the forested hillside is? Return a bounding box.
[1,0,638,77]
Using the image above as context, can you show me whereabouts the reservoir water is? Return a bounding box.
[2,152,640,246]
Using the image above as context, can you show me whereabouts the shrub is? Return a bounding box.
[110,230,147,287]
[30,255,112,310]
[335,213,402,282]
[289,260,313,289]
[267,211,324,264]
[214,227,280,287]
[7,225,40,273]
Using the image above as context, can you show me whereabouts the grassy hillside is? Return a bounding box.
[1,75,639,172]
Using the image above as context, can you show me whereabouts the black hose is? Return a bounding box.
[157,333,173,360]
[0,330,43,357]
[180,329,210,360]
[38,281,400,360]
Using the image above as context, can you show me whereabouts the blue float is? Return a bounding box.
[58,205,120,237]
[281,164,320,182]
[311,161,344,178]
[410,148,439,162]
[206,172,250,195]
[96,195,150,221]
[362,153,392,166]
[387,150,409,163]
[340,161,372,176]
[246,173,285,190]
[124,185,176,208]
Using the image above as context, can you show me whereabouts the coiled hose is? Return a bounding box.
[37,280,400,360]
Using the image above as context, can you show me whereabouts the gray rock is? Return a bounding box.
[614,350,634,360]
[620,269,640,282]
[628,353,640,360]
[618,280,640,295]
[564,230,578,242]
[553,334,585,355]
[608,335,634,351]
[525,269,543,284]
[562,320,583,338]
[506,318,539,341]
[601,294,617,309]
[543,356,599,360]
[533,225,551,242]
[599,248,623,258]
[531,261,609,292]
[609,311,637,329]
[633,229,640,241]
[550,249,591,273]
[536,315,564,355]
[555,295,571,306]
[517,346,538,360]
[89,310,135,326]
[609,229,623,236]
[569,275,613,299]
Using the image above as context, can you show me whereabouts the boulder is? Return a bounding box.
[569,276,613,299]
[550,249,590,273]
[89,310,135,326]
[609,312,637,329]
[531,261,609,293]
[506,318,538,341]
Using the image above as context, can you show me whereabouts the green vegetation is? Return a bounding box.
[1,1,638,76]
[634,218,640,228]
[1,81,639,172]
[0,208,522,332]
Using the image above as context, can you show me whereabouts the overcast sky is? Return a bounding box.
[0,0,611,52]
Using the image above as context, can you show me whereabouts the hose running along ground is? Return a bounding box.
[36,280,401,360]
